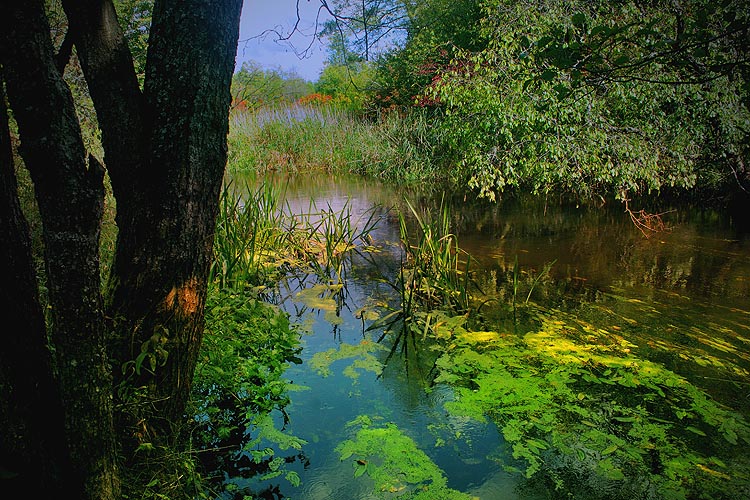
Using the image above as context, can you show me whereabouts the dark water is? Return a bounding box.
[225,173,750,499]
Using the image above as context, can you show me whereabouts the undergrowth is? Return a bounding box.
[191,286,306,498]
[227,105,448,186]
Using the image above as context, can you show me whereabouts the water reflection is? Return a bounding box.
[225,172,750,498]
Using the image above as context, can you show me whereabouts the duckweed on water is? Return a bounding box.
[431,313,750,500]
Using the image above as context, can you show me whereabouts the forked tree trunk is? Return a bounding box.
[0,0,242,497]
[0,2,118,499]
[108,0,242,435]
[62,0,242,446]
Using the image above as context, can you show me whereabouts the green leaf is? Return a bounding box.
[354,461,368,478]
[285,470,301,487]
[540,69,556,81]
[686,426,707,436]
[606,467,625,480]
[613,416,636,423]
[602,444,618,455]
[572,13,586,27]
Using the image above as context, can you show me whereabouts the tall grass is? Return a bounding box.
[285,198,380,284]
[211,178,381,289]
[227,104,448,186]
[210,180,288,289]
[365,197,477,376]
[398,197,474,313]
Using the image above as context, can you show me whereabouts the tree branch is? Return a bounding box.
[61,0,147,197]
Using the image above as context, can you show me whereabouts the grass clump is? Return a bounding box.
[211,177,381,288]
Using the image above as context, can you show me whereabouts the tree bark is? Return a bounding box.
[0,69,73,497]
[0,2,118,499]
[61,0,241,453]
[98,0,242,444]
[0,0,242,496]
[135,0,242,425]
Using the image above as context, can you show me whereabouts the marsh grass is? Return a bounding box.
[398,197,474,313]
[367,197,478,377]
[227,104,447,186]
[285,198,380,284]
[210,180,288,289]
[211,178,381,290]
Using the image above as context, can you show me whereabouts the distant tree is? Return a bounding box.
[370,0,485,108]
[317,0,408,62]
[315,61,375,109]
[231,61,313,110]
[0,1,242,499]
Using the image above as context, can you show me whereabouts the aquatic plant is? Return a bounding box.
[335,415,474,499]
[285,197,380,284]
[362,196,484,378]
[309,339,389,382]
[399,197,474,313]
[210,179,289,289]
[430,312,750,499]
[192,287,307,495]
[211,178,381,290]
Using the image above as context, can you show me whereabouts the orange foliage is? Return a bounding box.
[297,93,333,105]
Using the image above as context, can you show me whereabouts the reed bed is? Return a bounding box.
[227,104,448,186]
[210,178,380,289]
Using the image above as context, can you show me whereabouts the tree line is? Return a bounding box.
[309,0,750,206]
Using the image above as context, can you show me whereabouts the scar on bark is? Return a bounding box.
[163,277,201,317]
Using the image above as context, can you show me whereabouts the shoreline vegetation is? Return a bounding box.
[226,101,749,217]
[201,160,750,499]
[200,2,750,491]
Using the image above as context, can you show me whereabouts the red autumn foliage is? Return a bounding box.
[232,98,249,111]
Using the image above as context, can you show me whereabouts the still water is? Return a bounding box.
[223,173,750,499]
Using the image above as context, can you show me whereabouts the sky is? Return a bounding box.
[237,1,331,82]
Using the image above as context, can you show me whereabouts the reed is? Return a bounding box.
[227,104,447,187]
[398,197,473,313]
[210,180,288,289]
[211,178,381,290]
[367,197,475,350]
[284,198,380,284]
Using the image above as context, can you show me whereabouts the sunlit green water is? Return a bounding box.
[222,173,750,499]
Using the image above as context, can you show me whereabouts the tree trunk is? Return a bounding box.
[101,0,242,445]
[61,0,241,454]
[0,0,242,496]
[0,69,73,497]
[0,2,119,499]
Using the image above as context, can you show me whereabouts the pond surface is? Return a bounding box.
[225,173,750,499]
